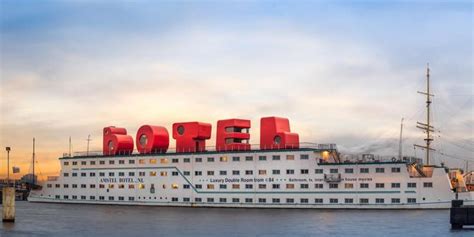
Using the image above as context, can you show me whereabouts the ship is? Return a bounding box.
[29,66,474,209]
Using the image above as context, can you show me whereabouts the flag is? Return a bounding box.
[12,167,20,173]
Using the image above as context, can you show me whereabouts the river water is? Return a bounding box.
[0,201,472,237]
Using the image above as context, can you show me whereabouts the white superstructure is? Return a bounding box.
[29,145,473,209]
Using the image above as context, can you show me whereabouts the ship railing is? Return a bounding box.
[69,142,338,158]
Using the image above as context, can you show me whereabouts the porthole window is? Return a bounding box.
[273,135,281,145]
[139,134,148,146]
[177,125,185,135]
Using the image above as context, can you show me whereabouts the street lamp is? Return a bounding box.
[6,147,11,187]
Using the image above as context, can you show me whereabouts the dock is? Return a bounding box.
[450,200,474,229]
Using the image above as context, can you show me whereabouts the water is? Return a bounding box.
[0,202,472,237]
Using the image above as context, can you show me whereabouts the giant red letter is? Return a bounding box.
[103,126,134,155]
[172,122,212,152]
[136,125,169,154]
[216,119,251,151]
[260,117,299,150]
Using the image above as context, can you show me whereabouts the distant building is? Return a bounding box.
[20,173,38,184]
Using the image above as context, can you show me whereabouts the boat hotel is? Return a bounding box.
[29,68,474,209]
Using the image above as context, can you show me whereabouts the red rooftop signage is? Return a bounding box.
[102,116,299,155]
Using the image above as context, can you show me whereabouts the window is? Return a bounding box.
[286,169,295,175]
[81,161,87,165]
[220,170,227,175]
[360,168,369,173]
[300,154,309,160]
[183,197,190,202]
[90,161,96,165]
[329,183,339,189]
[315,169,323,174]
[160,158,168,164]
[172,197,178,202]
[108,184,114,189]
[272,155,280,160]
[272,198,280,203]
[376,183,385,188]
[300,184,309,189]
[301,169,309,174]
[360,198,369,204]
[118,184,125,189]
[109,160,115,165]
[391,198,400,204]
[90,184,96,188]
[160,171,167,176]
[99,160,105,165]
[407,183,416,188]
[376,198,385,204]
[245,170,253,175]
[232,156,240,162]
[183,171,190,176]
[64,184,69,188]
[118,172,125,177]
[286,198,295,203]
[315,198,323,204]
[89,172,96,177]
[376,168,385,173]
[219,156,228,162]
[207,184,215,190]
[149,159,157,164]
[195,198,202,202]
[286,155,295,160]
[259,198,266,203]
[119,160,125,164]
[245,156,253,161]
[391,167,401,173]
[259,184,267,189]
[139,171,146,176]
[184,158,190,163]
[344,183,354,189]
[109,172,114,177]
[232,170,240,175]
[138,184,145,189]
[90,196,96,200]
[63,173,69,177]
[259,170,267,175]
[219,184,227,189]
[195,171,202,176]
[128,184,135,189]
[207,171,214,176]
[72,173,77,177]
[183,184,190,189]
[81,184,87,188]
[81,173,86,177]
[272,184,280,189]
[314,183,323,189]
[391,183,400,188]
[219,198,227,203]
[245,184,253,189]
[47,184,52,188]
[172,158,179,163]
[150,171,157,176]
[345,198,354,204]
[360,183,369,189]
[286,184,295,189]
[272,170,280,175]
[99,172,105,177]
[172,171,178,176]
[423,182,433,188]
[407,198,417,203]
[329,198,338,204]
[207,157,214,162]
[258,156,266,161]
[245,198,253,203]
[330,169,338,174]
[64,162,69,166]
[345,168,354,174]
[129,160,135,164]
[72,161,77,165]
[195,157,202,163]
[129,172,135,176]
[232,184,240,189]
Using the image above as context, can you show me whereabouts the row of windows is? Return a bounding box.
[63,154,311,166]
[48,182,433,190]
[55,195,417,204]
[64,166,404,178]
[322,167,401,174]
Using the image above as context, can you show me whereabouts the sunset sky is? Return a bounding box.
[1,1,472,180]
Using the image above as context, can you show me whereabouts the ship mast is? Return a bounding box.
[398,117,404,160]
[415,64,435,165]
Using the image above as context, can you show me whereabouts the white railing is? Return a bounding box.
[68,143,338,157]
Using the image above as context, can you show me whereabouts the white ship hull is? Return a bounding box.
[29,148,474,209]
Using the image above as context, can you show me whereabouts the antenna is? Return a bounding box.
[69,136,72,157]
[398,117,404,160]
[86,135,92,156]
[414,63,435,165]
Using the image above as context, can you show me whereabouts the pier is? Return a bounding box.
[450,200,474,229]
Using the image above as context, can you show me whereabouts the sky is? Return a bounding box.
[0,0,472,180]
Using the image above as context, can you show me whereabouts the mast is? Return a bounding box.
[398,118,404,160]
[86,135,91,156]
[32,138,35,186]
[69,136,72,157]
[415,64,435,165]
